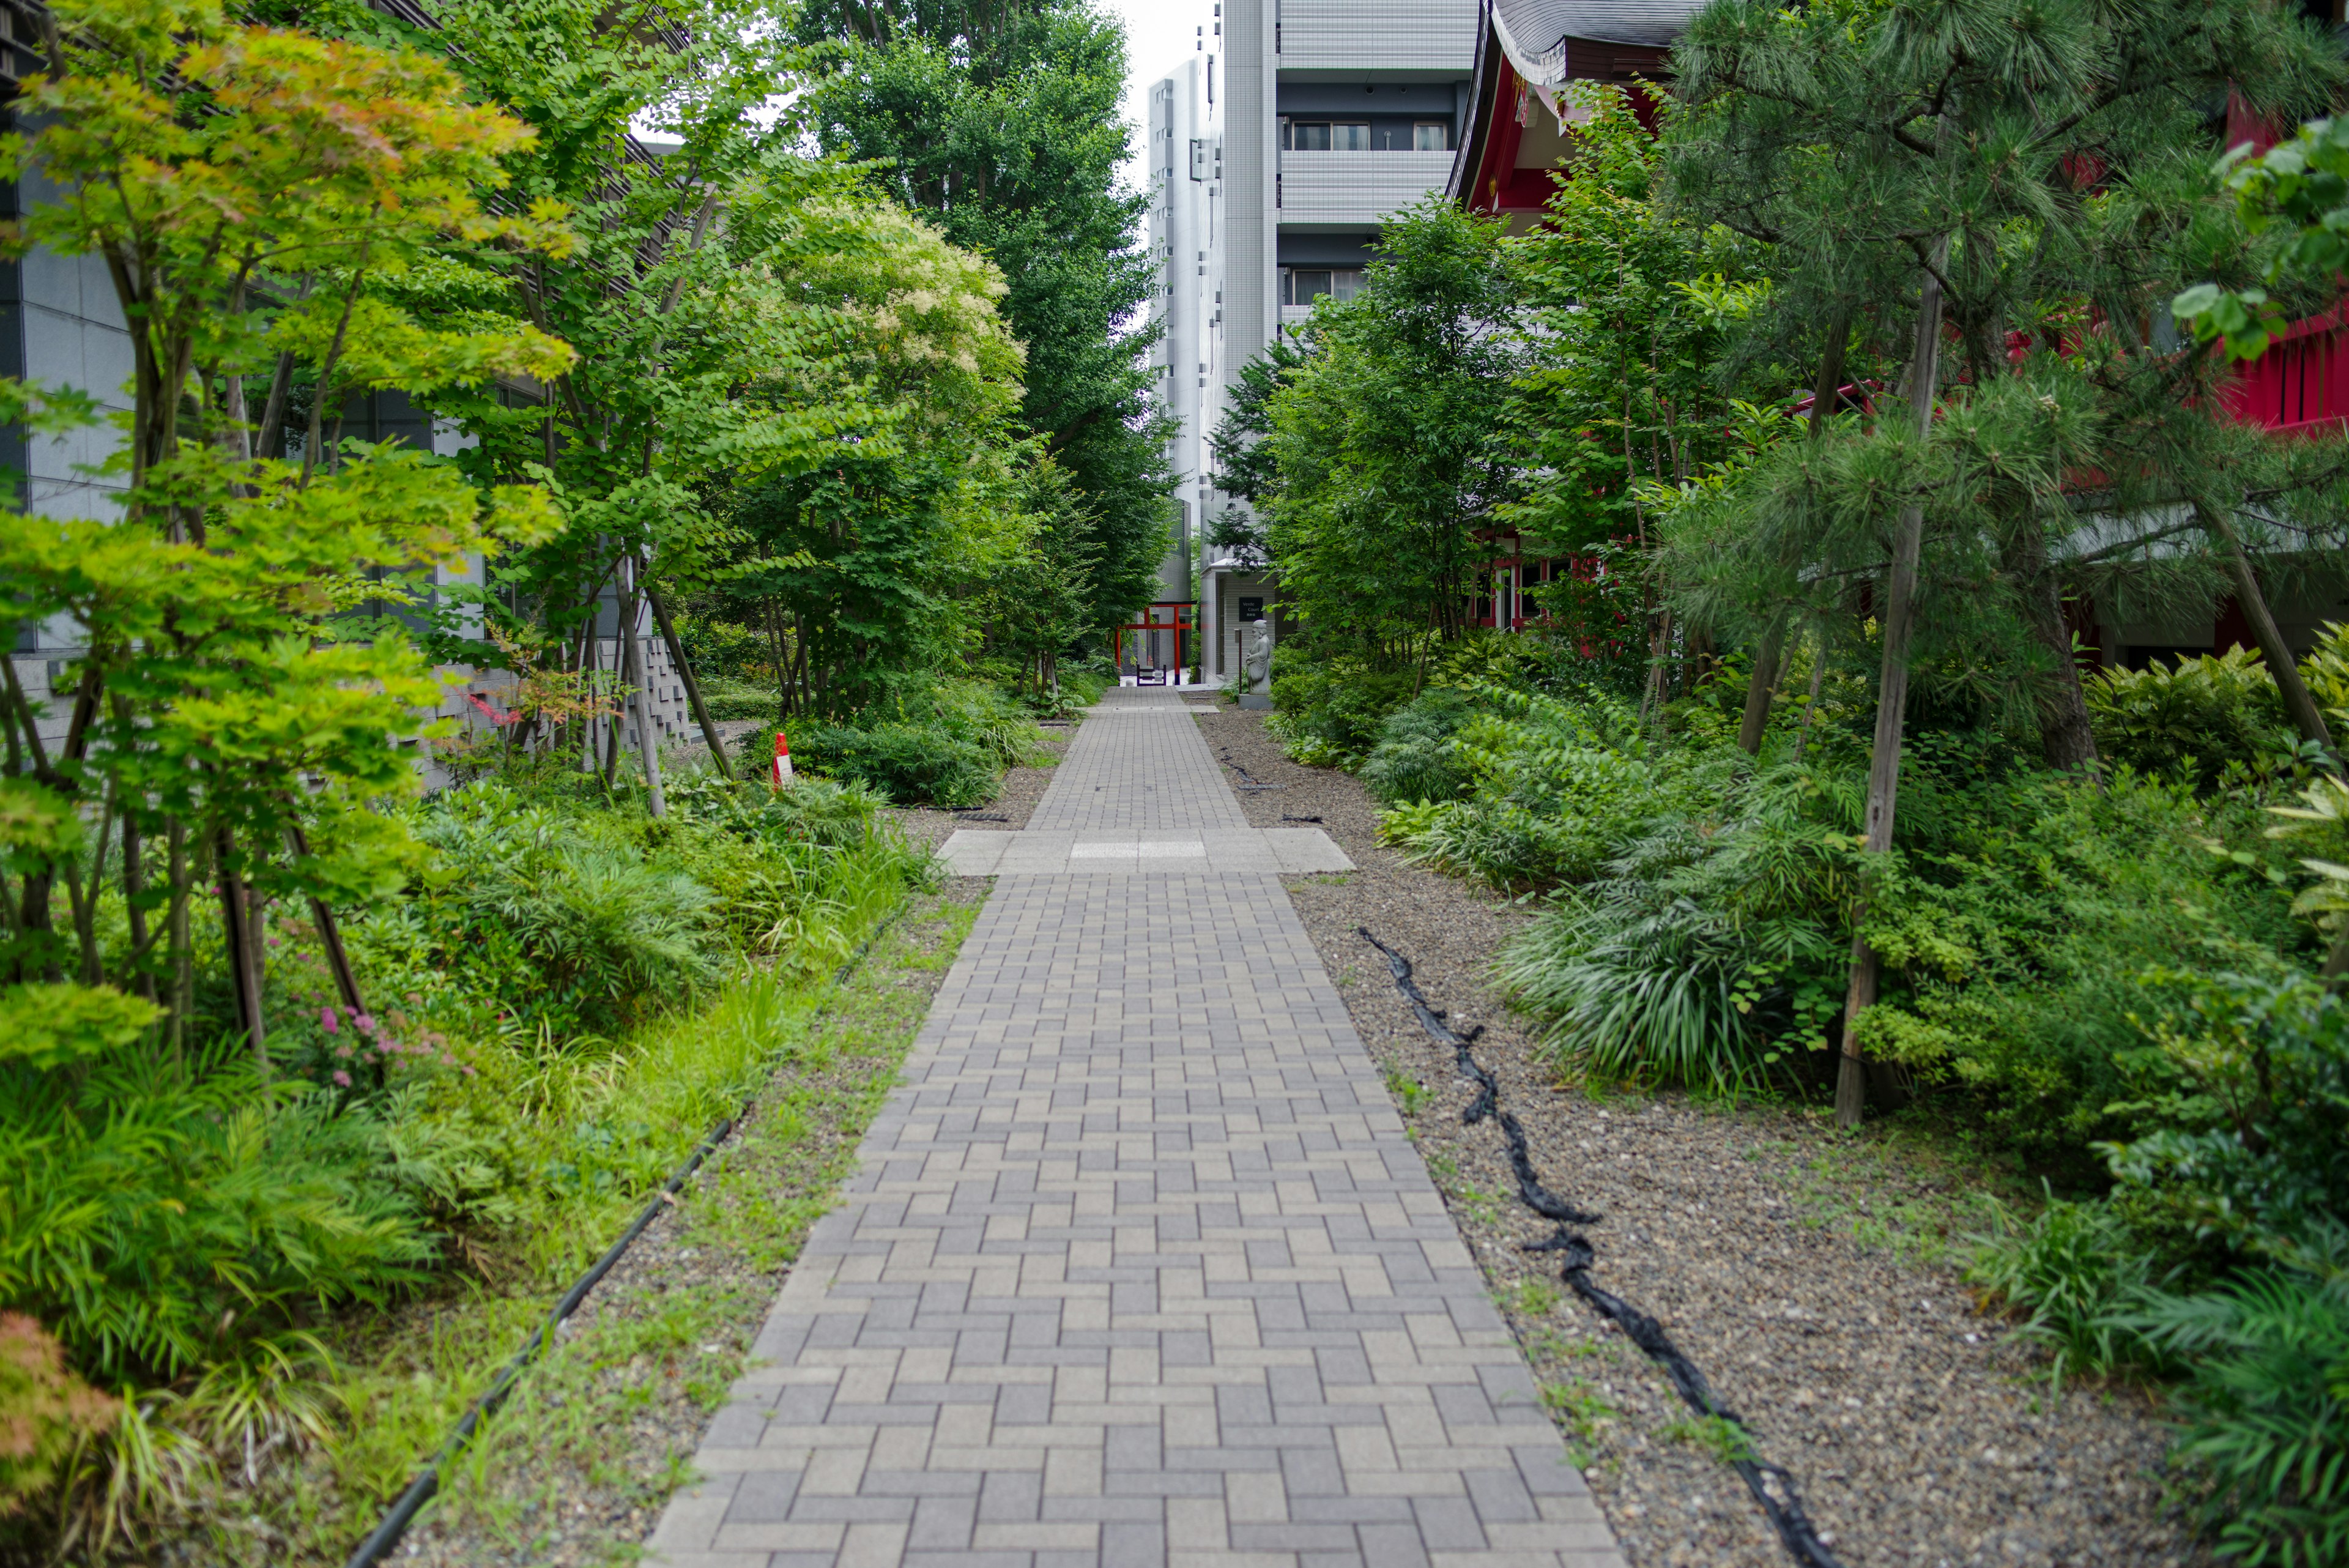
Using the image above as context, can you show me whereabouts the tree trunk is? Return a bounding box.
[647,585,732,775]
[121,805,152,1002]
[2005,532,2102,775]
[2202,503,2333,754]
[1837,245,1948,1131]
[1736,623,1783,756]
[287,820,365,1016]
[216,828,267,1069]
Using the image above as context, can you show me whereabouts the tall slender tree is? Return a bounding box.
[793,0,1173,636]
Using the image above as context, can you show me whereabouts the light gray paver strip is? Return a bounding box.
[649,684,1626,1568]
[937,828,1353,877]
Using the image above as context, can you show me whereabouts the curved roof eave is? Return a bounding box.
[1493,0,1707,84]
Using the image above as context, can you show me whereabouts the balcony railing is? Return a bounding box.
[1276,149,1456,225]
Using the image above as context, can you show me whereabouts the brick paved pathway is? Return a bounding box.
[648,686,1625,1568]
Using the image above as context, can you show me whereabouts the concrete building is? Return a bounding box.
[1141,46,1223,676]
[1194,0,1480,688]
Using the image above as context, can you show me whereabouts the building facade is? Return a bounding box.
[1174,0,1479,688]
[1142,48,1223,673]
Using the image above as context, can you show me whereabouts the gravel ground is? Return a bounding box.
[192,883,988,1568]
[1195,707,2201,1568]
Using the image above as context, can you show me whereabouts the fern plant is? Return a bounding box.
[2137,1270,2349,1567]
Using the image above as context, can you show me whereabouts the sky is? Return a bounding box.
[1103,0,1220,195]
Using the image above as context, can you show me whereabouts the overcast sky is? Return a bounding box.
[1103,0,1219,196]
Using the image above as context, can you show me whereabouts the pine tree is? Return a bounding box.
[1662,0,2347,1123]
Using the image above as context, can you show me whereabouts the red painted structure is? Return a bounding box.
[2218,89,2349,438]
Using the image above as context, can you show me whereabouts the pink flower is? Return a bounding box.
[355,1013,376,1035]
[321,1007,339,1033]
[332,1071,352,1088]
[333,1044,352,1060]
[406,992,423,1005]
[461,1064,477,1077]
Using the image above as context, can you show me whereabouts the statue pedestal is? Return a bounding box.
[1239,693,1272,710]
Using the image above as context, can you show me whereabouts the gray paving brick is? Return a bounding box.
[642,687,1623,1568]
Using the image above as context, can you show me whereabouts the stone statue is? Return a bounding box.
[1238,620,1272,708]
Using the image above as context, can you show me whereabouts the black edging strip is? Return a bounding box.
[343,907,911,1568]
[1357,928,1847,1568]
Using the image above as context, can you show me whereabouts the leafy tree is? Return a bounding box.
[718,189,1031,717]
[793,0,1173,635]
[0,0,561,1055]
[1505,84,1767,721]
[1262,199,1526,668]
[1206,334,1310,571]
[404,0,870,797]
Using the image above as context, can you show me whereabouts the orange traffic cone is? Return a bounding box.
[771,730,794,789]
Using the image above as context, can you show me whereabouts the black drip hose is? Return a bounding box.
[342,910,909,1568]
[1357,929,1847,1568]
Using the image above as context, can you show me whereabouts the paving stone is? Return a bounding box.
[645,688,1622,1568]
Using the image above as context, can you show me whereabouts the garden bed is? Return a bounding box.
[1195,708,2201,1568]
[176,885,986,1567]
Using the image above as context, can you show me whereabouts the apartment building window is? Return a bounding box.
[1281,268,1366,306]
[1283,121,1369,151]
[1413,121,1450,151]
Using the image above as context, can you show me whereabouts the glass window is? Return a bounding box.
[1414,121,1449,152]
[1284,122,1370,151]
[1283,268,1367,306]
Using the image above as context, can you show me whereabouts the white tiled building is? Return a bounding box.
[1188,0,1480,686]
[1142,48,1224,671]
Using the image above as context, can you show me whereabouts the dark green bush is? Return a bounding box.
[0,1003,432,1389]
[1360,689,1477,805]
[411,783,722,1035]
[795,721,996,807]
[1267,650,1418,767]
[2101,973,2349,1269]
[1871,776,2306,1156]
[697,675,782,721]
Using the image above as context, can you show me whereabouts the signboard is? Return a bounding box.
[1238,596,1264,622]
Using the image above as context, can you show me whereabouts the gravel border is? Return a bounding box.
[1195,708,2202,1568]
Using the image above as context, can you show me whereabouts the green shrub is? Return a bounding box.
[2101,973,2349,1270]
[411,784,722,1033]
[1498,884,1766,1089]
[2137,1269,2349,1567]
[1964,1194,2163,1384]
[0,1015,432,1390]
[1267,650,1418,767]
[696,675,781,721]
[2087,648,2293,789]
[1360,689,1477,805]
[795,721,997,807]
[1380,686,1664,888]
